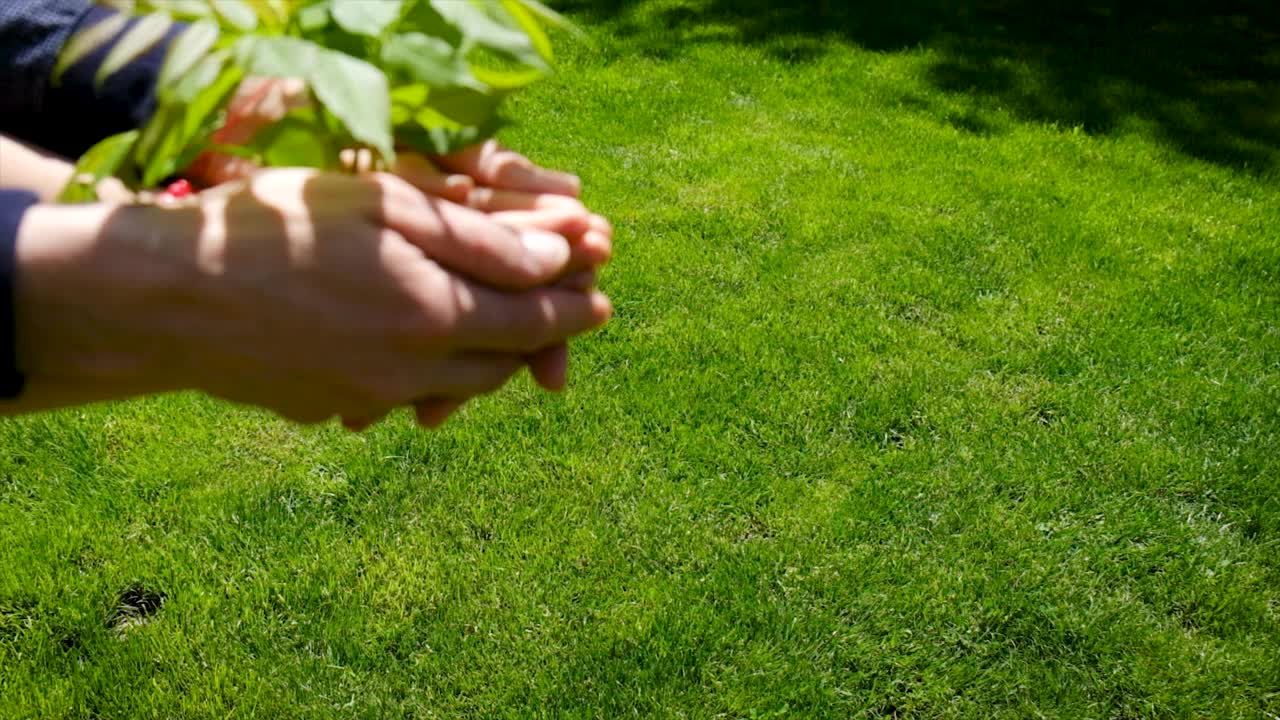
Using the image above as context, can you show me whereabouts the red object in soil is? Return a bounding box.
[163,179,193,199]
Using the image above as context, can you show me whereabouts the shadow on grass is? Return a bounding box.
[562,0,1280,172]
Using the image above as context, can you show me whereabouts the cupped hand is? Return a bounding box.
[15,169,611,428]
[178,78,616,428]
[193,170,610,427]
[183,78,614,274]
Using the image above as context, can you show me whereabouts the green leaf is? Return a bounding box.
[212,0,259,31]
[296,3,330,32]
[312,20,370,59]
[138,115,187,187]
[331,0,404,37]
[57,0,554,193]
[390,83,429,107]
[381,32,467,86]
[390,83,429,125]
[249,108,338,168]
[163,0,218,21]
[412,105,463,132]
[133,103,181,174]
[509,0,581,36]
[245,0,287,31]
[501,0,552,63]
[234,34,319,77]
[395,108,503,155]
[157,20,221,94]
[470,64,543,90]
[430,0,535,60]
[425,83,505,127]
[308,49,395,160]
[169,49,231,103]
[52,12,129,85]
[400,1,462,45]
[96,11,174,88]
[138,54,245,187]
[58,130,140,203]
[178,57,245,144]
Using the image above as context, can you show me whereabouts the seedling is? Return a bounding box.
[55,0,572,202]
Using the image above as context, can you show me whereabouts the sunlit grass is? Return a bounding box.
[1,1,1277,717]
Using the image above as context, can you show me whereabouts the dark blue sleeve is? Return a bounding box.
[0,3,184,400]
[0,0,181,159]
[0,191,38,398]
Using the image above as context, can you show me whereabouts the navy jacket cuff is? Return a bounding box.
[0,190,39,399]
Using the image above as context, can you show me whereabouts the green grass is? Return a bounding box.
[3,1,1279,717]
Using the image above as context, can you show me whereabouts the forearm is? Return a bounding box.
[1,201,194,414]
[0,134,74,201]
[0,133,137,202]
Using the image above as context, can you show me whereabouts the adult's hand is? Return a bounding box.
[183,81,613,287]
[7,169,611,427]
[182,79,616,424]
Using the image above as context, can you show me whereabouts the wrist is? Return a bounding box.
[14,202,199,393]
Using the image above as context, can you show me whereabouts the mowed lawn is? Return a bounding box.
[2,1,1278,717]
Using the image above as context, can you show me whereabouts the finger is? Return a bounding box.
[526,344,570,391]
[414,398,465,428]
[184,152,259,188]
[465,187,585,213]
[489,208,610,272]
[434,140,581,197]
[350,352,521,431]
[435,352,527,397]
[340,148,378,174]
[212,79,277,146]
[372,177,574,289]
[469,194,613,244]
[453,285,613,353]
[184,77,308,185]
[488,208,590,235]
[342,411,387,433]
[579,229,613,268]
[554,269,598,291]
[218,77,309,145]
[392,153,473,204]
[587,213,613,240]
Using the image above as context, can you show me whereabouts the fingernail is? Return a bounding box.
[591,291,614,324]
[467,186,494,208]
[521,229,571,272]
[443,175,473,203]
[582,231,613,264]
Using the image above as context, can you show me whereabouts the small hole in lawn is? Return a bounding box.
[882,427,910,450]
[736,515,777,542]
[1030,405,1060,426]
[58,630,82,653]
[109,585,166,630]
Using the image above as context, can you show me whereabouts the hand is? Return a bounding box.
[183,79,613,274]
[183,77,474,203]
[416,141,614,411]
[181,79,614,425]
[10,170,611,427]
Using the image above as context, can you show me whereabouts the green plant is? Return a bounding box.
[55,0,571,202]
